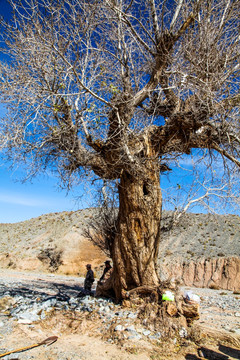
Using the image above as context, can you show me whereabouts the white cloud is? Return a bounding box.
[0,192,48,207]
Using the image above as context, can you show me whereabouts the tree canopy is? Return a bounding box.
[0,0,239,185]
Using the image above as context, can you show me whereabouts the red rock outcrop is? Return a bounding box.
[159,256,240,292]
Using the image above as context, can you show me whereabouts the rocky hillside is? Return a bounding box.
[0,209,239,290]
[0,209,105,276]
[158,212,240,291]
[160,211,240,259]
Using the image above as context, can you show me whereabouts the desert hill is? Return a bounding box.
[0,208,105,276]
[158,212,240,291]
[0,209,239,290]
[160,211,240,259]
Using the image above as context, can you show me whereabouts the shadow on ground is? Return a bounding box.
[219,344,240,359]
[0,279,85,301]
[186,345,240,359]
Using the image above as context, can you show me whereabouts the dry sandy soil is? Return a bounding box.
[0,269,240,360]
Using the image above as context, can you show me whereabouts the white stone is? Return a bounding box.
[114,325,124,331]
[125,325,136,332]
[17,311,40,322]
[142,329,151,336]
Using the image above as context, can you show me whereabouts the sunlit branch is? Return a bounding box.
[169,0,184,31]
[150,0,160,43]
[211,143,240,168]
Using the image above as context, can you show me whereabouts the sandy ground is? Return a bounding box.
[0,269,240,360]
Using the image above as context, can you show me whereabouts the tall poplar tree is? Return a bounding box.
[1,0,239,299]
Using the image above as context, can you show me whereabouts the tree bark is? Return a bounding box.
[111,164,162,300]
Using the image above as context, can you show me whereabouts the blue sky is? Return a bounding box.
[0,0,93,223]
[0,104,92,223]
[0,0,11,15]
[0,163,90,223]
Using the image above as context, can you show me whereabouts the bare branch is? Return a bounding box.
[170,0,184,32]
[150,0,160,42]
[211,143,240,168]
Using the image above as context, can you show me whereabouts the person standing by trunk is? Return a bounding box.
[99,260,112,284]
[96,260,114,298]
[84,264,94,294]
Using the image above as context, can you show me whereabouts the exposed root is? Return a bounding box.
[96,276,200,340]
[126,285,160,303]
[119,284,199,339]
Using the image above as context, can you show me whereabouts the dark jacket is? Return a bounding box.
[99,265,112,282]
[85,269,94,283]
[84,269,94,289]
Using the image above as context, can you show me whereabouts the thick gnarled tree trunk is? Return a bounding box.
[111,165,162,300]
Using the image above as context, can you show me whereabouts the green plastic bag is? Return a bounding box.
[162,291,175,301]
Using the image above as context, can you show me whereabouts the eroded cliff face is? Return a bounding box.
[159,256,240,292]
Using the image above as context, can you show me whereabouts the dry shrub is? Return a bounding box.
[187,325,205,346]
[37,247,63,272]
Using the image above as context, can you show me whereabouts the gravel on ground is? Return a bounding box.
[0,269,239,360]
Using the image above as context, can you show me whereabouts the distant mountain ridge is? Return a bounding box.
[0,209,239,290]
